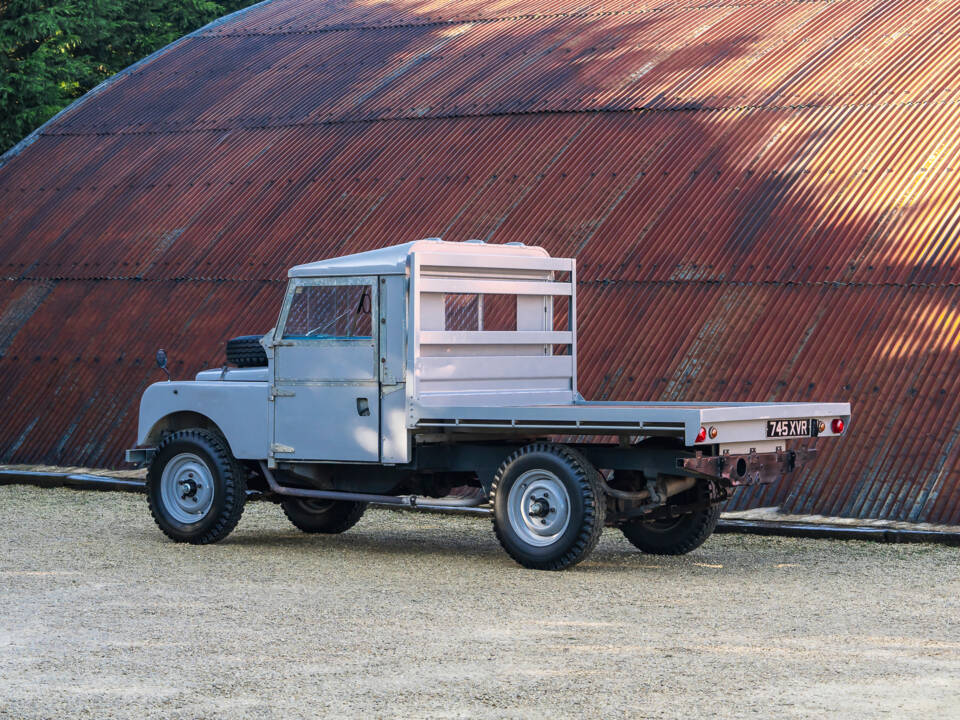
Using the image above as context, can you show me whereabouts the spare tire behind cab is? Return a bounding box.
[226,335,268,367]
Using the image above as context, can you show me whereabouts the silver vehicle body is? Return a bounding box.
[132,239,850,472]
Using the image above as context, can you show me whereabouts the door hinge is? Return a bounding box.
[269,387,296,400]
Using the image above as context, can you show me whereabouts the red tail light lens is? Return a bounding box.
[696,427,707,443]
[831,418,844,434]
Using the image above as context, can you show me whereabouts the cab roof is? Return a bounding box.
[288,238,550,277]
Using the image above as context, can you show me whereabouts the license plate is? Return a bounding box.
[766,419,812,438]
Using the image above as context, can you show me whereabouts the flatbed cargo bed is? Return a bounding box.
[412,400,851,448]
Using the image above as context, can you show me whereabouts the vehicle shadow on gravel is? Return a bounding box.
[220,526,726,573]
[224,528,506,562]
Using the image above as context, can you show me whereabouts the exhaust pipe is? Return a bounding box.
[258,462,489,513]
[599,474,696,503]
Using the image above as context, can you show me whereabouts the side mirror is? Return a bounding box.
[156,349,171,381]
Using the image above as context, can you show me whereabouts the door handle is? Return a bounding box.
[356,397,371,417]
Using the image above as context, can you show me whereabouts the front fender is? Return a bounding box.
[137,380,269,459]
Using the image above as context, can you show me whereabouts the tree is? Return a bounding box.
[0,0,255,152]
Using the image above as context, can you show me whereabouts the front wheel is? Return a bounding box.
[620,480,719,555]
[491,443,605,571]
[146,428,246,544]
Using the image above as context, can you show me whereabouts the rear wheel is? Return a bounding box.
[281,498,366,534]
[491,443,605,571]
[147,428,246,544]
[620,480,719,555]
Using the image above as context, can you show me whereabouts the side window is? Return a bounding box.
[282,283,372,339]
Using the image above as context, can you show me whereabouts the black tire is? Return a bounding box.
[226,335,268,368]
[491,442,605,571]
[281,498,366,534]
[146,428,246,544]
[620,480,719,555]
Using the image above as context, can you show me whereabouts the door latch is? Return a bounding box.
[356,397,371,416]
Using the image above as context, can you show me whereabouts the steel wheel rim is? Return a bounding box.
[506,469,571,547]
[160,452,215,524]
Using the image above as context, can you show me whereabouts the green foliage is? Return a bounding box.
[0,0,256,152]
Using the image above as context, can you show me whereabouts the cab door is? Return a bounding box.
[272,276,379,462]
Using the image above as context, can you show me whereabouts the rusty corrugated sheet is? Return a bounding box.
[2,0,960,523]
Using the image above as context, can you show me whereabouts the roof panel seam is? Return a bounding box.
[40,97,955,138]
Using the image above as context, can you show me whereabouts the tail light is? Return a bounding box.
[831,418,844,434]
[696,427,707,443]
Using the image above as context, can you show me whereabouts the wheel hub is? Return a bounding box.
[528,497,550,518]
[179,478,198,499]
[506,470,571,547]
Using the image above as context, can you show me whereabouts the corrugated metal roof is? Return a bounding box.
[2,0,960,523]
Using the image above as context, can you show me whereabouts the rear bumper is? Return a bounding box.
[679,447,816,486]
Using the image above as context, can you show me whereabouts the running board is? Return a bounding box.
[257,462,491,514]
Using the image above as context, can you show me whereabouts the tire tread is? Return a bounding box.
[226,335,268,368]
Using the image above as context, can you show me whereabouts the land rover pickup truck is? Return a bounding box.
[127,239,850,570]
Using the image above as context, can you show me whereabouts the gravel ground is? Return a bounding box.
[1,485,958,719]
